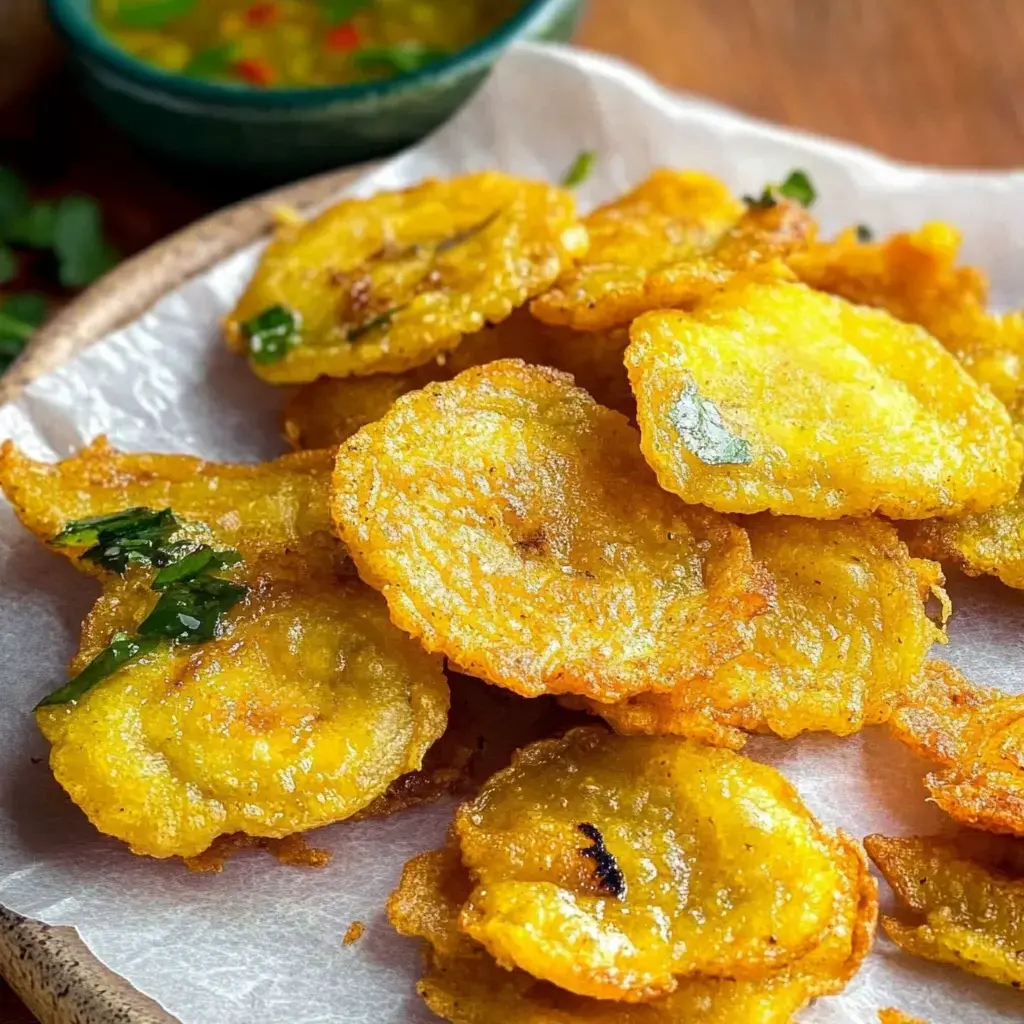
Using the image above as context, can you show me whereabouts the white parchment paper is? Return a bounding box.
[1,43,1023,1024]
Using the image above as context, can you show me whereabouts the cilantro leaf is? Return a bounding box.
[561,150,597,189]
[242,304,302,363]
[669,378,752,466]
[35,633,161,708]
[138,575,247,643]
[0,167,29,236]
[352,43,449,75]
[112,0,198,28]
[6,200,58,249]
[744,169,817,211]
[53,196,119,288]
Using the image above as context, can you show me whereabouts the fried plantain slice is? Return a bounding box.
[865,833,1024,990]
[878,1010,930,1024]
[574,516,947,748]
[628,279,1022,519]
[452,727,854,1001]
[283,311,634,449]
[888,661,1024,837]
[530,169,813,331]
[389,819,876,1022]
[331,359,772,702]
[226,172,587,383]
[0,442,448,859]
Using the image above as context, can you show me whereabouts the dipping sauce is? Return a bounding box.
[93,0,523,88]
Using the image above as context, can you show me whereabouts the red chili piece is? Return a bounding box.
[245,2,280,25]
[325,22,360,52]
[233,58,277,86]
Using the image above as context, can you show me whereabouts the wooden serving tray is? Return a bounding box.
[0,163,367,1024]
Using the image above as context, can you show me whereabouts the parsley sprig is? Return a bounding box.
[38,508,247,708]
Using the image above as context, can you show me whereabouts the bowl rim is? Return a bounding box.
[45,0,573,106]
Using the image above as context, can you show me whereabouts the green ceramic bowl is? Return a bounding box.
[46,0,585,184]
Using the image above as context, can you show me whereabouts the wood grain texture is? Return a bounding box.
[4,1,1024,1021]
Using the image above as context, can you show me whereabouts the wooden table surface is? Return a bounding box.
[2,0,1024,1020]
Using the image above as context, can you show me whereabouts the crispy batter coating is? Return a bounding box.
[226,172,587,383]
[283,311,634,449]
[0,442,448,859]
[331,359,772,701]
[575,517,947,748]
[888,661,1024,837]
[878,1010,929,1024]
[452,728,851,1001]
[389,820,876,1022]
[865,833,1024,990]
[628,279,1022,518]
[530,169,813,331]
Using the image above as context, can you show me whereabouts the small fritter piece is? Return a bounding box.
[0,443,448,859]
[530,169,814,331]
[790,222,1024,414]
[331,360,772,702]
[865,833,1024,990]
[389,821,876,1022]
[888,661,1024,837]
[283,311,633,449]
[576,517,947,748]
[628,279,1022,518]
[453,728,851,1001]
[878,1011,929,1024]
[226,172,587,383]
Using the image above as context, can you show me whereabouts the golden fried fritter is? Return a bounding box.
[331,359,772,702]
[888,661,1024,837]
[389,817,876,1022]
[453,728,852,1001]
[628,279,1022,518]
[0,442,448,859]
[226,172,587,383]
[878,1010,929,1024]
[530,169,813,331]
[575,517,947,748]
[865,833,1024,990]
[283,311,634,449]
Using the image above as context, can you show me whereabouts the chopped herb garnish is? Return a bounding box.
[577,823,626,898]
[855,224,874,243]
[112,0,198,28]
[0,292,48,371]
[52,197,119,288]
[744,169,817,210]
[669,378,752,466]
[6,200,58,249]
[242,304,302,364]
[347,305,404,342]
[35,633,161,709]
[152,547,241,589]
[139,575,248,643]
[184,42,240,79]
[318,0,372,24]
[352,43,449,76]
[435,210,502,253]
[560,150,597,189]
[53,507,179,573]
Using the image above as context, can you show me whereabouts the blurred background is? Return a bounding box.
[1,0,1023,1019]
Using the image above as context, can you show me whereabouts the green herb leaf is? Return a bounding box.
[152,546,241,589]
[319,0,372,24]
[112,0,198,28]
[138,575,247,643]
[435,210,502,253]
[35,633,161,708]
[352,43,449,75]
[669,378,752,466]
[183,42,240,78]
[744,169,817,211]
[53,197,119,288]
[560,150,597,189]
[347,305,404,342]
[0,292,47,371]
[0,168,29,238]
[53,506,180,573]
[0,244,17,286]
[52,507,168,548]
[242,304,302,364]
[855,223,874,243]
[6,201,57,248]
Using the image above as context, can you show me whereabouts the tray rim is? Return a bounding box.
[0,161,369,1024]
